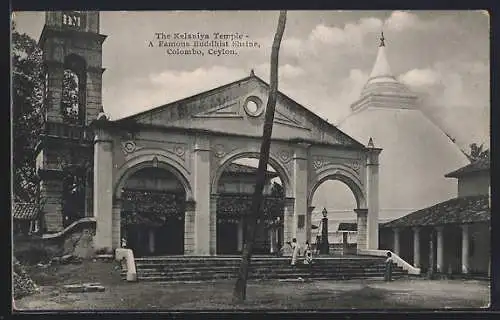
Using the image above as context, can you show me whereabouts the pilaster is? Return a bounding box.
[354,208,368,250]
[283,197,295,243]
[111,198,122,249]
[184,200,196,255]
[93,126,113,251]
[293,143,309,245]
[193,135,211,255]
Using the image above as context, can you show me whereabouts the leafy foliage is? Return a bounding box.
[12,26,45,202]
[467,143,489,163]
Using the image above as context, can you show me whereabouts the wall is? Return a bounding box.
[457,171,490,197]
[124,167,184,192]
[218,174,273,195]
[13,219,97,265]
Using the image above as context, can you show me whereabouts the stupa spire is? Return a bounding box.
[369,31,392,79]
[379,31,385,47]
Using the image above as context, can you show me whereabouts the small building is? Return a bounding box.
[337,222,357,255]
[13,203,42,236]
[379,158,490,276]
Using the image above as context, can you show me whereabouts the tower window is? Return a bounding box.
[61,70,80,122]
[61,55,86,125]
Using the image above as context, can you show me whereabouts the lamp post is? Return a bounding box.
[321,208,329,254]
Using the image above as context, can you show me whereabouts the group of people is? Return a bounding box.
[283,238,313,268]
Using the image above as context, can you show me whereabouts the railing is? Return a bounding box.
[115,248,137,282]
[44,122,94,142]
[357,249,421,275]
[42,217,96,240]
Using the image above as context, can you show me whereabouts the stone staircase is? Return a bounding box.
[120,255,407,282]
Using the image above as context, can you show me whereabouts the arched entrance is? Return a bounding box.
[308,166,367,254]
[120,167,186,257]
[215,158,286,255]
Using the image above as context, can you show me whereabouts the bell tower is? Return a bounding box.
[36,11,107,232]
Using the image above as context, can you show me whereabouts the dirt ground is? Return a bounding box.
[13,260,491,311]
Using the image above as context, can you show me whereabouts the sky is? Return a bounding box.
[12,11,490,214]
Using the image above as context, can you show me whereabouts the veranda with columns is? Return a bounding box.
[380,205,490,276]
[380,158,491,277]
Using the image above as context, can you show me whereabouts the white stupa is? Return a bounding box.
[338,32,469,220]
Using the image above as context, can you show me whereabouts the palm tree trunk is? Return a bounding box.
[232,10,287,303]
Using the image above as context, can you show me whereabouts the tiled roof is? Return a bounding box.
[381,195,490,228]
[445,157,490,178]
[13,203,39,220]
[338,222,357,232]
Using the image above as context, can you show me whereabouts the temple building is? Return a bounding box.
[34,11,382,256]
[380,157,490,276]
[338,32,470,221]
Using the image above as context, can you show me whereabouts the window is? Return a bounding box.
[298,215,305,229]
[61,55,86,125]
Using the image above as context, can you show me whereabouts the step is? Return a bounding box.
[133,272,404,282]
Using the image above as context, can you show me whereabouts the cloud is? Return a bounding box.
[105,65,247,119]
[399,68,441,87]
[309,17,383,49]
[385,11,422,31]
[400,59,489,108]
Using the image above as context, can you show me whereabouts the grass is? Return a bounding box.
[14,260,490,311]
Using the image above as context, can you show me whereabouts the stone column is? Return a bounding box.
[193,135,211,255]
[293,143,309,245]
[307,206,315,244]
[393,228,401,256]
[436,226,444,273]
[354,208,368,251]
[93,126,114,251]
[461,224,470,274]
[184,200,196,255]
[111,198,122,249]
[413,227,421,268]
[283,197,295,243]
[366,146,382,250]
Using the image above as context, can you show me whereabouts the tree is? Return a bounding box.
[12,25,45,202]
[467,143,489,163]
[232,11,287,302]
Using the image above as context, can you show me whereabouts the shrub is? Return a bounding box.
[13,259,39,299]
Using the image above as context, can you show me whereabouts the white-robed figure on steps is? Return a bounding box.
[289,238,300,267]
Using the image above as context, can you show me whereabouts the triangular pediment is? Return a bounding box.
[115,75,364,148]
[192,100,242,118]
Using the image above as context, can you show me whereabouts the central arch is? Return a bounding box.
[212,150,290,255]
[308,165,366,209]
[211,150,292,198]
